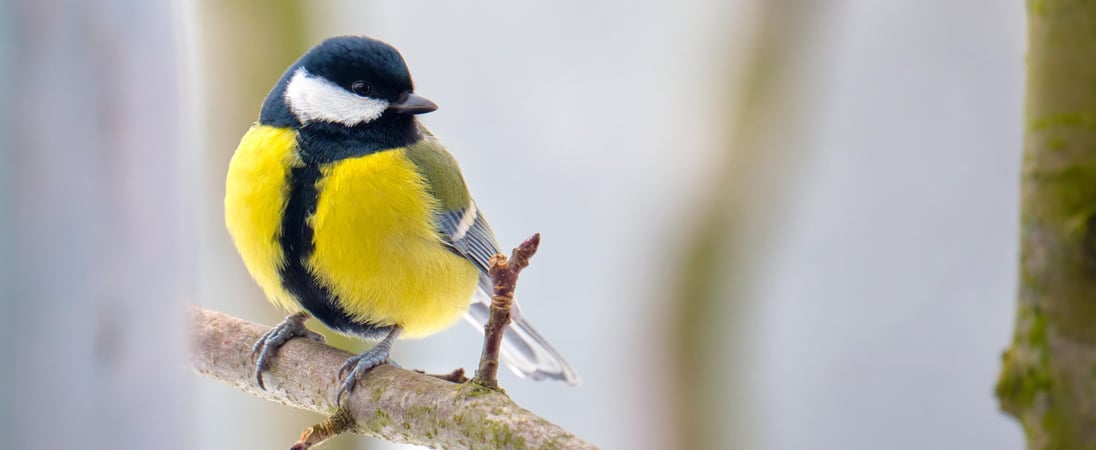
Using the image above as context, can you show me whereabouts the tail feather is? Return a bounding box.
[463,289,581,385]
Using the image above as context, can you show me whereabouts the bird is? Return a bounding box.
[224,35,580,403]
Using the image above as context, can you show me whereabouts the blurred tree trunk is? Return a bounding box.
[996,1,1096,448]
[670,1,822,449]
[3,1,187,448]
[0,4,13,439]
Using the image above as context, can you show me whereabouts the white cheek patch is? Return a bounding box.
[284,68,389,126]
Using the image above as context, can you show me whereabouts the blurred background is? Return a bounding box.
[1,0,1026,449]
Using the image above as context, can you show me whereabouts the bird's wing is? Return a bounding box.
[439,203,580,385]
[435,204,500,291]
[405,132,581,385]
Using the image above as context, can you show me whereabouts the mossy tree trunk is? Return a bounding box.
[996,1,1096,448]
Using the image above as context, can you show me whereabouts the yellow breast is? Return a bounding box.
[225,125,478,338]
[224,125,299,312]
[309,149,479,338]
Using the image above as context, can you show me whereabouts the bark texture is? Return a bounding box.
[189,306,594,449]
[997,1,1096,448]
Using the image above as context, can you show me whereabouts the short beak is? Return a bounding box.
[388,92,438,115]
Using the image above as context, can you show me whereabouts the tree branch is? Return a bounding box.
[189,306,594,449]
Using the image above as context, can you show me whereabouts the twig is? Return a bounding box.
[471,233,541,390]
[188,306,594,449]
[290,409,354,450]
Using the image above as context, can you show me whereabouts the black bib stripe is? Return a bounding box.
[278,161,387,338]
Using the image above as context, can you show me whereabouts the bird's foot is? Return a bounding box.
[252,312,324,389]
[335,349,389,405]
[336,326,402,405]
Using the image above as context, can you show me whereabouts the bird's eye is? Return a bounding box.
[350,81,372,96]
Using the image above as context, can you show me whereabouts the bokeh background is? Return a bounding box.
[2,1,1026,449]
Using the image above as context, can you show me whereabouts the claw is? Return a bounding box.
[335,326,402,405]
[304,329,325,343]
[252,312,319,390]
[338,356,358,380]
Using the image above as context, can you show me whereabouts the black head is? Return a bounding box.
[258,36,437,161]
[300,36,412,104]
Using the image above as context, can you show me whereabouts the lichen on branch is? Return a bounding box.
[188,306,593,449]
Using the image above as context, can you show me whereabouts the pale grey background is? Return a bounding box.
[188,1,1026,449]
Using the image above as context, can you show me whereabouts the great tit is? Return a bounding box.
[224,35,579,402]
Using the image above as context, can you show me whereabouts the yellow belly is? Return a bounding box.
[224,125,478,339]
[224,126,298,312]
[309,148,479,338]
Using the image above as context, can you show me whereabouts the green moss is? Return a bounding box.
[489,423,528,449]
[330,408,355,432]
[373,409,391,423]
[1007,2,1096,447]
[360,408,393,435]
[1029,0,1047,16]
[539,441,563,450]
[996,305,1051,410]
[997,358,1041,411]
[403,407,536,449]
[1028,166,1096,218]
[1030,112,1096,132]
[460,382,501,398]
[1048,135,1067,150]
[1038,408,1070,450]
[996,304,1078,449]
[1029,306,1049,349]
[353,384,560,448]
[405,405,434,419]
[470,418,529,449]
[1021,155,1096,340]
